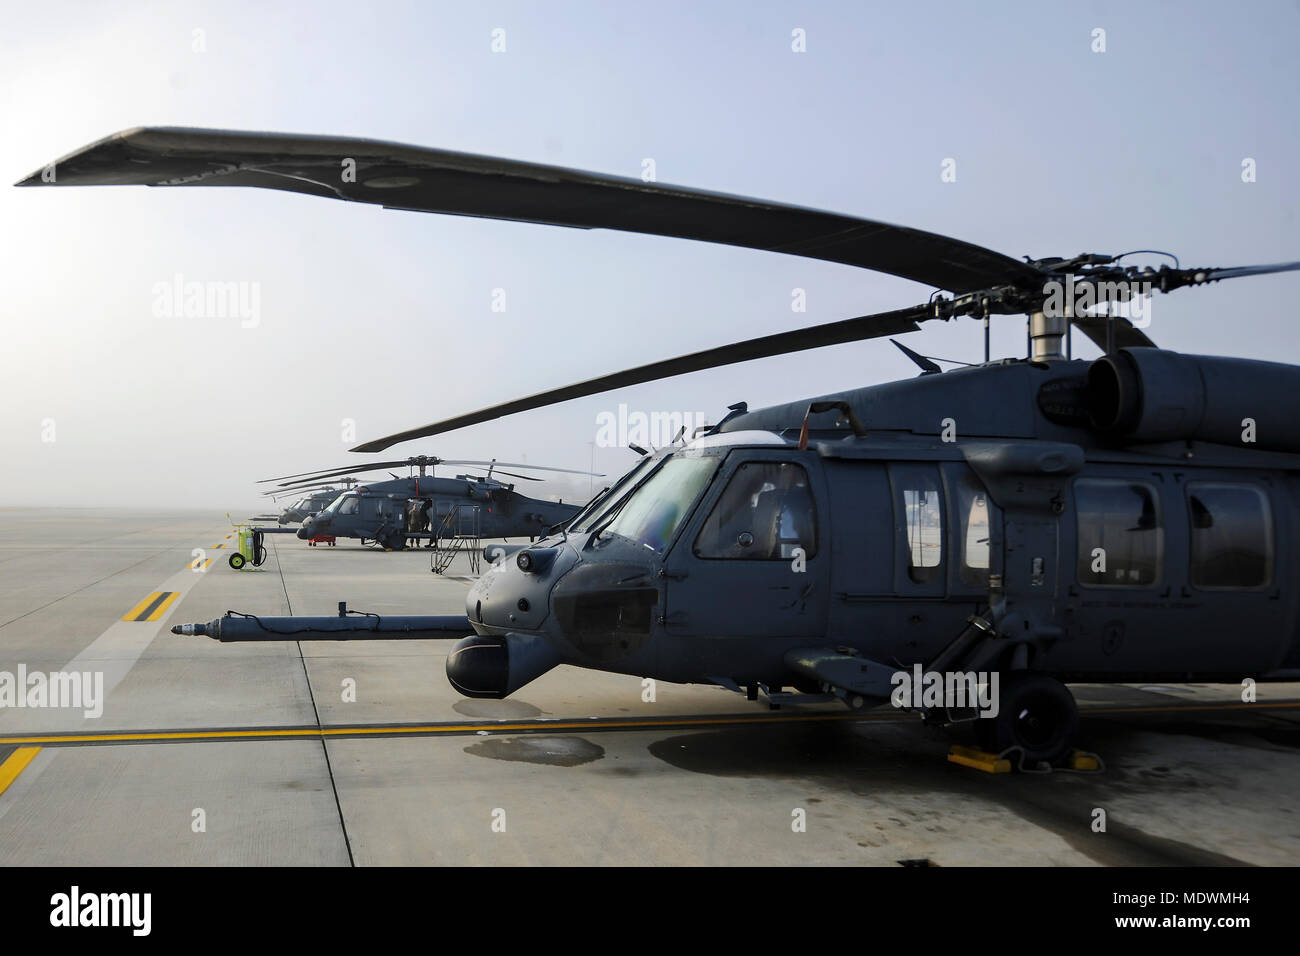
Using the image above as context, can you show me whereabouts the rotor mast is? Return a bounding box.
[1028,310,1069,362]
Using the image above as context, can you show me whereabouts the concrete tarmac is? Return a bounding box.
[0,508,1297,865]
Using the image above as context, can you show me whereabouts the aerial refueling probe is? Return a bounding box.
[172,605,471,642]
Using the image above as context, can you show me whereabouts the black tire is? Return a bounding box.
[974,673,1078,766]
[228,552,246,570]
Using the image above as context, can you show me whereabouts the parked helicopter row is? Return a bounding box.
[23,126,1300,765]
[257,454,595,551]
[270,480,358,526]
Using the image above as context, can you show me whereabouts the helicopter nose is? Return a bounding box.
[446,633,560,699]
[297,517,313,540]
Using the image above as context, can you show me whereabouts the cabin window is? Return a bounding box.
[694,462,817,560]
[891,465,944,583]
[339,497,360,516]
[1187,483,1272,589]
[1075,479,1162,587]
[955,472,994,588]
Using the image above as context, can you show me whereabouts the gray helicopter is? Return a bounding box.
[23,127,1300,766]
[277,490,339,526]
[269,479,359,525]
[260,455,594,550]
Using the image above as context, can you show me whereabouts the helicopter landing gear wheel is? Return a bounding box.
[228,552,246,570]
[974,673,1078,767]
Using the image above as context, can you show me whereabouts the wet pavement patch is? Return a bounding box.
[645,718,1262,865]
[465,735,604,767]
[453,699,543,719]
[647,722,926,779]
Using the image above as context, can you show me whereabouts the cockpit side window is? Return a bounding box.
[693,462,817,560]
[339,496,360,516]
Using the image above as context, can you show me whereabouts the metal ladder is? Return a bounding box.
[431,505,483,575]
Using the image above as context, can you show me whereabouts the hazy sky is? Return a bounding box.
[2,1,1298,509]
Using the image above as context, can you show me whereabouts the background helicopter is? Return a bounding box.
[267,478,360,525]
[24,127,1300,766]
[259,454,597,550]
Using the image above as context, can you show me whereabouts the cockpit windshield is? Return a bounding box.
[322,495,348,515]
[594,455,717,552]
[572,456,656,533]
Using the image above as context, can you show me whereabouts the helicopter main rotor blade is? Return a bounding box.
[443,471,541,484]
[256,467,346,484]
[470,460,601,476]
[275,467,394,487]
[17,128,1044,294]
[1062,261,1300,352]
[1183,260,1300,283]
[262,486,312,497]
[1069,315,1156,351]
[270,457,598,487]
[260,480,345,496]
[482,469,543,482]
[351,303,933,450]
[265,459,454,485]
[258,458,432,483]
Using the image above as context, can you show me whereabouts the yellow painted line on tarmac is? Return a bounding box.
[224,534,233,540]
[1089,700,1297,716]
[188,557,213,571]
[0,747,41,796]
[2,698,1297,750]
[0,713,869,747]
[121,590,180,623]
[212,544,225,550]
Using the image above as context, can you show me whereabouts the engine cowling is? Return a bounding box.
[1088,349,1300,452]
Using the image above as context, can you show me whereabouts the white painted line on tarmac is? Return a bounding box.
[0,536,223,819]
[0,748,56,826]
